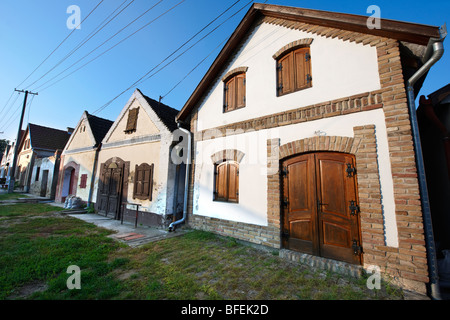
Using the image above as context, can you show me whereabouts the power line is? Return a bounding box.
[0,92,21,129]
[2,94,36,133]
[26,0,136,90]
[91,0,248,115]
[35,0,169,93]
[0,91,15,118]
[161,37,228,99]
[0,90,19,120]
[140,0,252,86]
[17,0,105,89]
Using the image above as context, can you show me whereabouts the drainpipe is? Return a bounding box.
[168,122,191,232]
[406,34,445,300]
[86,143,101,208]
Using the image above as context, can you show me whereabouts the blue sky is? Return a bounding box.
[0,0,449,142]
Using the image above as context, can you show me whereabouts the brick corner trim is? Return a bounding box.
[211,149,245,164]
[221,66,249,82]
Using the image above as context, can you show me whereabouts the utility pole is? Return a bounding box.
[7,89,38,193]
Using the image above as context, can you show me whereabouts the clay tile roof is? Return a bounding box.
[85,112,114,145]
[137,89,179,132]
[28,123,71,151]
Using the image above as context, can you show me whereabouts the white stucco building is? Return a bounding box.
[176,3,443,294]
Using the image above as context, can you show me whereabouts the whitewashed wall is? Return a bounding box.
[197,22,380,131]
[194,109,399,247]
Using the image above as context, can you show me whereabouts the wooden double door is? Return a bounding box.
[281,152,362,265]
[97,160,126,220]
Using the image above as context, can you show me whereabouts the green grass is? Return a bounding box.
[0,203,59,217]
[0,203,404,300]
[0,203,122,299]
[0,192,29,201]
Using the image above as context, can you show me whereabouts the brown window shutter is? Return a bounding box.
[236,73,246,109]
[133,163,153,200]
[277,52,294,96]
[215,162,227,200]
[227,162,239,203]
[225,77,236,112]
[125,108,139,133]
[80,174,88,188]
[214,161,239,203]
[294,47,312,90]
[277,47,311,95]
[224,72,247,112]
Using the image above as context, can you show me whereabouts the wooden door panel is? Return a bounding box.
[287,161,309,213]
[291,220,313,242]
[282,152,362,265]
[321,221,351,248]
[316,153,361,264]
[282,154,317,254]
[317,158,347,218]
[97,162,125,219]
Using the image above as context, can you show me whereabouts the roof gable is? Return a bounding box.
[102,89,178,144]
[64,111,113,153]
[177,3,441,121]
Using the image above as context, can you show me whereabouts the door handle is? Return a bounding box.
[317,199,328,208]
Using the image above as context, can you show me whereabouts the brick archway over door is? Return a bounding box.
[55,161,80,203]
[267,125,385,268]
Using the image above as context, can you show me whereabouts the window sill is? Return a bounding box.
[223,105,246,114]
[213,199,239,204]
[277,85,312,97]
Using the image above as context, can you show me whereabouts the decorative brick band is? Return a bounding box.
[210,149,245,164]
[197,90,384,142]
[221,66,249,82]
[272,38,314,59]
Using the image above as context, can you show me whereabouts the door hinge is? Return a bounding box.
[349,200,360,216]
[281,166,288,177]
[306,74,312,85]
[305,52,311,62]
[282,197,289,207]
[281,230,290,239]
[277,63,283,71]
[346,163,356,177]
[352,240,363,256]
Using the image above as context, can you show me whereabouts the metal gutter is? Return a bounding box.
[168,123,192,232]
[86,143,101,207]
[405,28,446,299]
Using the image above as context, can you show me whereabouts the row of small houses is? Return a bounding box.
[1,3,449,297]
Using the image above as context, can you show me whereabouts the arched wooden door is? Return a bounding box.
[281,152,362,265]
[97,159,126,220]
